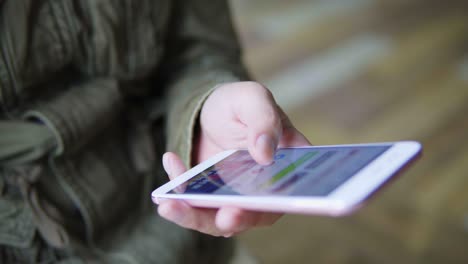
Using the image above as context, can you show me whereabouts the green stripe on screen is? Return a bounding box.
[270,151,318,184]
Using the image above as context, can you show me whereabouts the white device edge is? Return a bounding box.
[327,141,421,207]
[151,141,421,215]
[151,149,236,199]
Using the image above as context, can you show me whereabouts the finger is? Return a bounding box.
[216,207,283,234]
[158,201,282,236]
[235,84,282,165]
[158,200,226,236]
[215,207,251,233]
[162,152,187,180]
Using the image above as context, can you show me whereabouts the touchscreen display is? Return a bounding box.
[169,146,390,197]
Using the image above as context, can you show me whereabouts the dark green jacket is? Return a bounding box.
[0,0,248,263]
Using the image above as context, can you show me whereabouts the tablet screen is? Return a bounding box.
[169,146,390,196]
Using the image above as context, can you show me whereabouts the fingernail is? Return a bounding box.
[256,134,276,161]
[256,134,276,151]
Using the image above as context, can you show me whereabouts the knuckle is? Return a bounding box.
[240,81,269,94]
[251,82,273,97]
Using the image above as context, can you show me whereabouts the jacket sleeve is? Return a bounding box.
[162,0,249,167]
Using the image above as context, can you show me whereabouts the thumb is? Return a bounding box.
[250,133,279,165]
[237,91,282,165]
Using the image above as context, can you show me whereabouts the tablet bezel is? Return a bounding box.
[151,141,421,216]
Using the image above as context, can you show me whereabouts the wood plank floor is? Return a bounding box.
[231,0,468,263]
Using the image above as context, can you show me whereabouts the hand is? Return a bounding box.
[158,82,311,237]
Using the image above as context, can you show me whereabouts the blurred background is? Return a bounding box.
[229,0,468,263]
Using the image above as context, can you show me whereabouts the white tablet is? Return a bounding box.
[152,141,422,216]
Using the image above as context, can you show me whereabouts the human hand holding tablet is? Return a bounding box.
[152,141,421,216]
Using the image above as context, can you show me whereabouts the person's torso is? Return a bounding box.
[0,0,172,251]
[0,0,171,113]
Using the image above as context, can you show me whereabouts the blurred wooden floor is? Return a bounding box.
[231,0,468,263]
